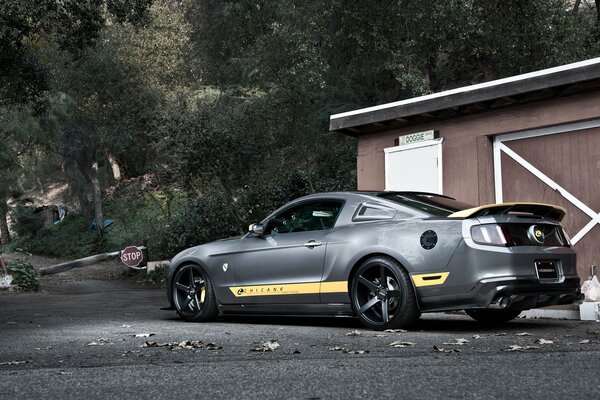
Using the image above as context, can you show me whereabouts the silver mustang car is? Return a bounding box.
[166,192,582,330]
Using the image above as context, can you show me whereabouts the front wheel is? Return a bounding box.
[351,257,420,330]
[172,264,218,322]
[465,308,521,324]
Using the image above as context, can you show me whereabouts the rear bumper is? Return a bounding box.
[419,276,581,312]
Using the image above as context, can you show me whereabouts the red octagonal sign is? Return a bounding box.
[121,246,144,268]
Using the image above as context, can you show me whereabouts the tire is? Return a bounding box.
[171,263,218,322]
[351,256,420,330]
[465,308,521,324]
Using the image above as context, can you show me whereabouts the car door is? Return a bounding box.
[231,200,344,304]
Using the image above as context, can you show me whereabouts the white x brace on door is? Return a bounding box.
[493,119,600,245]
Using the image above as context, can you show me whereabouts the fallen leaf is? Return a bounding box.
[389,341,416,348]
[205,343,222,350]
[432,345,461,354]
[579,339,591,344]
[0,360,28,365]
[142,341,177,348]
[134,333,155,338]
[291,349,301,354]
[6,321,17,325]
[86,338,112,346]
[346,330,362,336]
[494,333,507,336]
[120,325,132,328]
[535,339,554,345]
[515,332,533,336]
[250,340,280,352]
[373,334,387,338]
[344,349,368,354]
[173,340,203,350]
[384,329,407,333]
[505,344,540,352]
[443,338,469,346]
[328,346,345,351]
[472,334,485,340]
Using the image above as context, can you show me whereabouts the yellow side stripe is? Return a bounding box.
[320,281,348,293]
[411,272,450,287]
[229,281,348,297]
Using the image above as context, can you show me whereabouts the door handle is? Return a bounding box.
[303,240,322,248]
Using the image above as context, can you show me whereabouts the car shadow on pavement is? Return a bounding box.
[160,312,568,332]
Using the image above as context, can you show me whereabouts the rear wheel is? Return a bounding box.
[351,256,420,330]
[465,308,521,324]
[172,264,218,322]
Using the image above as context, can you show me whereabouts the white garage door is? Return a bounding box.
[384,138,443,194]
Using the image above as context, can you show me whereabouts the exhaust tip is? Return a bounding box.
[489,295,510,309]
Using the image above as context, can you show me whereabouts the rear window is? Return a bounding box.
[377,193,473,217]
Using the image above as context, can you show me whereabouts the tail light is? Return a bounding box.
[471,224,509,246]
[471,223,570,247]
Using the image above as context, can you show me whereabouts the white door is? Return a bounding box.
[384,138,443,194]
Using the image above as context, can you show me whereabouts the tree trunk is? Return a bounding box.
[63,159,93,221]
[216,175,246,235]
[107,153,122,182]
[0,197,11,243]
[89,159,104,231]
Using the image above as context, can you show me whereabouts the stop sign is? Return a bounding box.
[121,246,144,268]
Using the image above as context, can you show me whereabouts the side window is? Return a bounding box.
[266,200,344,235]
[353,202,397,221]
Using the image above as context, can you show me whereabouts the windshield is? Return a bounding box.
[377,192,474,217]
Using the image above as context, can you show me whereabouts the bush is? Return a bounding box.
[7,259,40,291]
[8,213,96,258]
[146,264,168,284]
[159,191,241,257]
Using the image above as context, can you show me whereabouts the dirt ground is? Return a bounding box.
[1,251,162,295]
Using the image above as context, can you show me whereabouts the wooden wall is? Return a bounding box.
[502,127,600,279]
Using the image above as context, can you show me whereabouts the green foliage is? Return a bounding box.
[160,191,241,257]
[7,259,39,291]
[2,0,600,260]
[145,264,168,284]
[9,213,95,258]
[11,201,45,237]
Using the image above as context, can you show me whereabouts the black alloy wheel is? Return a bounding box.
[351,257,420,330]
[172,264,217,322]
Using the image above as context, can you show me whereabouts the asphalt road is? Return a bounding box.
[1,257,600,399]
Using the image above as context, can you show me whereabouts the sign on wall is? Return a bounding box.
[398,130,436,146]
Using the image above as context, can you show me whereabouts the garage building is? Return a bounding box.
[330,57,600,281]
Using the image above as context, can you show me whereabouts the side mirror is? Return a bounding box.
[248,223,264,236]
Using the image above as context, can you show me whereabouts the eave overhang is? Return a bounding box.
[330,57,600,136]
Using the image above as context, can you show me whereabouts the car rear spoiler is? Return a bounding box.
[448,202,566,222]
